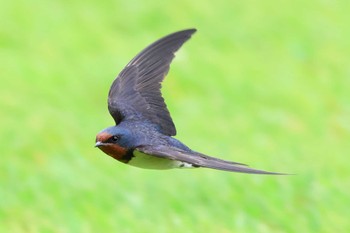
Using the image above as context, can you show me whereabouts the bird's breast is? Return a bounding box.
[127,150,194,170]
[99,144,195,169]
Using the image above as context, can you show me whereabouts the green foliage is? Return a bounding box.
[1,0,350,232]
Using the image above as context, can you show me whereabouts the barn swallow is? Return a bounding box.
[95,29,283,174]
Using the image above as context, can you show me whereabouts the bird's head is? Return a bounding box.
[95,126,134,161]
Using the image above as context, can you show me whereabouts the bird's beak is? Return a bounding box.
[95,141,104,147]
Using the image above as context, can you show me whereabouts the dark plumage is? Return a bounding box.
[95,29,285,174]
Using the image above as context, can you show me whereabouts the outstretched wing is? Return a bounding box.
[108,29,196,136]
[136,145,286,175]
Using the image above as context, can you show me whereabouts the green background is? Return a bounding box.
[1,0,349,232]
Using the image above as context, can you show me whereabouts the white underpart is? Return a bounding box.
[129,151,195,170]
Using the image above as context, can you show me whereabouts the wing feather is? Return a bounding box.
[108,29,197,136]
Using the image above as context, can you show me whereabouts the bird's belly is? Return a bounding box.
[128,151,193,170]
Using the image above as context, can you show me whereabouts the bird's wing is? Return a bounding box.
[136,145,285,175]
[108,29,196,136]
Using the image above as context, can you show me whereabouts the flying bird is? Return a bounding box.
[95,29,283,174]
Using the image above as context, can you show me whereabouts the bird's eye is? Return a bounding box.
[111,135,120,142]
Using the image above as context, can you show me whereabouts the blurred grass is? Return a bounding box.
[1,0,350,232]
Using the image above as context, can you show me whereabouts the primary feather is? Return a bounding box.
[108,29,197,136]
